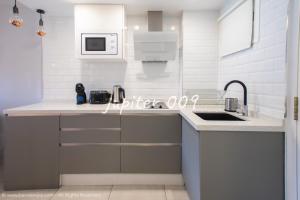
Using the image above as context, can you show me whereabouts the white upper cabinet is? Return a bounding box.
[74,4,126,61]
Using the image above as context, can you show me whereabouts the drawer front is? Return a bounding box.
[60,114,120,129]
[60,145,120,173]
[121,114,181,143]
[121,146,181,173]
[60,130,120,143]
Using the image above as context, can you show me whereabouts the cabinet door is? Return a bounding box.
[60,129,120,143]
[121,146,181,173]
[60,145,120,173]
[121,114,181,143]
[200,131,285,200]
[182,119,200,200]
[60,114,120,129]
[4,116,60,190]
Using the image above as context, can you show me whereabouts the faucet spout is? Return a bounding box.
[224,80,248,116]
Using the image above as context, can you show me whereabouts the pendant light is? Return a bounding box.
[9,0,23,27]
[36,9,46,37]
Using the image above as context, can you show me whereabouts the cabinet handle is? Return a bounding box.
[60,143,119,147]
[121,143,181,147]
[60,143,181,147]
[122,114,179,117]
[60,128,121,132]
[60,114,119,116]
[295,97,299,121]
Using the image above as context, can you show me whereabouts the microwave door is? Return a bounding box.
[85,37,106,52]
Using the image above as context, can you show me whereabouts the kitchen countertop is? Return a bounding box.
[3,101,285,132]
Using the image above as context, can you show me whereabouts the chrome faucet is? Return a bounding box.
[224,80,248,116]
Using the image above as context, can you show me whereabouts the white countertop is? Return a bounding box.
[3,101,285,132]
[3,101,179,114]
[180,108,284,132]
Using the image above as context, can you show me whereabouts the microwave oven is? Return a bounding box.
[81,33,118,55]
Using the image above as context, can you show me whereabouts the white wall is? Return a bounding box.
[182,11,219,98]
[218,0,288,118]
[220,0,241,15]
[0,1,42,151]
[286,0,300,199]
[43,3,288,119]
[43,15,181,100]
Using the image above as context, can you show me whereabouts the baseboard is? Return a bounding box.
[61,174,184,186]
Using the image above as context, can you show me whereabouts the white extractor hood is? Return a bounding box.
[134,11,177,62]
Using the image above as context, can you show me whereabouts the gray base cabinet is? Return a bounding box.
[60,114,121,174]
[182,119,201,200]
[59,114,181,174]
[4,116,60,190]
[121,114,182,173]
[4,113,182,190]
[182,119,285,200]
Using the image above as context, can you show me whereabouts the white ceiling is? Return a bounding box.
[19,0,225,16]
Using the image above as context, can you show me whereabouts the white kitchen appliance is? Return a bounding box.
[134,32,177,62]
[81,33,118,55]
[134,11,177,62]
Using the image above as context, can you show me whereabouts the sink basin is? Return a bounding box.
[194,112,245,121]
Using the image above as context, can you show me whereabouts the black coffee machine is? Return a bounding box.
[75,83,87,105]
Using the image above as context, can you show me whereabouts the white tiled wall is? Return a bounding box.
[43,15,181,100]
[218,0,288,118]
[43,2,288,119]
[182,11,219,97]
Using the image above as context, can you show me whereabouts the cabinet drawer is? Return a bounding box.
[60,145,120,173]
[60,130,120,143]
[60,114,120,129]
[121,114,181,143]
[121,146,181,173]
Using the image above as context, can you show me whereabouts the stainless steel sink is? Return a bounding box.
[144,101,168,109]
[194,112,245,121]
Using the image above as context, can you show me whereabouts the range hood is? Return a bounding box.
[134,11,177,62]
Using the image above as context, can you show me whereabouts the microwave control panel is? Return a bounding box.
[105,33,118,55]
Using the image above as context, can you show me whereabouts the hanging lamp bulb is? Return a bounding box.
[9,0,23,27]
[36,9,46,37]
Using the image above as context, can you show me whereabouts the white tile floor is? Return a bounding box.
[0,164,190,200]
[0,185,189,200]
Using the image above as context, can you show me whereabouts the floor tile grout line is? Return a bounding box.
[164,185,168,200]
[48,188,60,200]
[108,185,114,200]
